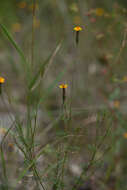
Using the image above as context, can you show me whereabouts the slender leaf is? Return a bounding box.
[29,40,62,90]
[0,23,29,70]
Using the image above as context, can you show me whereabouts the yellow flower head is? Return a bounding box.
[59,84,68,89]
[12,23,21,33]
[123,132,127,139]
[113,100,120,109]
[73,26,82,31]
[0,77,5,84]
[95,8,104,16]
[8,143,14,152]
[17,1,27,9]
[28,3,39,11]
[0,128,6,134]
[123,76,127,82]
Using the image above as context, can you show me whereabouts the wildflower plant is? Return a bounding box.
[73,26,83,46]
[59,84,68,105]
[0,77,5,94]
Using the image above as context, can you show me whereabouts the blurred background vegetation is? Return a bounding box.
[1,0,127,108]
[1,0,127,190]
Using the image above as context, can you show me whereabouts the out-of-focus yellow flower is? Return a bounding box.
[73,26,82,31]
[113,100,120,108]
[33,18,40,28]
[59,84,68,89]
[0,128,6,134]
[0,77,5,84]
[28,3,39,11]
[17,1,27,9]
[95,8,105,16]
[123,132,127,138]
[123,76,127,82]
[8,143,14,152]
[12,23,21,33]
[70,3,78,12]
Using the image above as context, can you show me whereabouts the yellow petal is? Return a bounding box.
[73,26,82,31]
[0,77,5,83]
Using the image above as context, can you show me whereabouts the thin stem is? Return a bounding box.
[31,0,37,69]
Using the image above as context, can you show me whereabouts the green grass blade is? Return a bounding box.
[0,23,29,70]
[29,40,62,90]
[0,148,7,180]
[17,146,47,182]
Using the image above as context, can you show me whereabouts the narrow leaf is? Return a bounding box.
[29,40,62,90]
[0,23,28,70]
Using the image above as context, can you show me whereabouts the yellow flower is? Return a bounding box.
[113,100,120,109]
[0,128,6,134]
[28,3,39,11]
[73,26,82,31]
[123,132,127,139]
[0,77,5,84]
[123,76,127,82]
[12,23,21,33]
[17,1,27,9]
[8,143,14,152]
[95,8,104,16]
[59,84,68,89]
